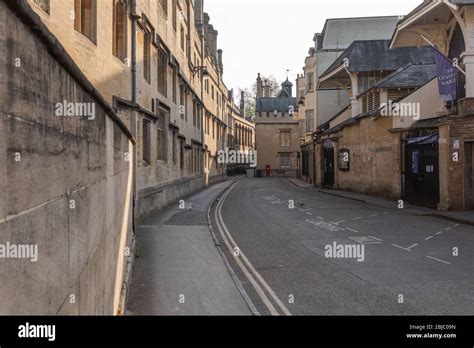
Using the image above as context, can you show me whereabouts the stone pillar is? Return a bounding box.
[438,125,450,211]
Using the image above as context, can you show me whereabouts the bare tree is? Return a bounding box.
[252,75,281,97]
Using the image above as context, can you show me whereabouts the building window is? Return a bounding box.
[211,85,214,100]
[180,25,185,52]
[157,108,168,161]
[74,0,97,44]
[180,140,185,171]
[160,0,168,15]
[179,84,185,119]
[212,120,215,139]
[172,0,177,31]
[158,48,168,96]
[280,154,291,169]
[305,110,314,133]
[172,66,177,103]
[142,119,151,165]
[192,99,197,127]
[113,0,127,62]
[143,29,151,83]
[33,0,50,14]
[307,73,314,91]
[280,130,291,147]
[172,131,177,164]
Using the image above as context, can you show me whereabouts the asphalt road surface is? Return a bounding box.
[211,178,474,316]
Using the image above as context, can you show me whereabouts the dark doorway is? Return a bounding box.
[465,142,474,210]
[404,136,440,208]
[322,141,335,187]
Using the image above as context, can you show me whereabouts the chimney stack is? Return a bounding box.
[240,90,245,118]
[217,49,223,75]
[256,73,263,99]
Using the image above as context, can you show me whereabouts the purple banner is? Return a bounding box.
[434,48,458,102]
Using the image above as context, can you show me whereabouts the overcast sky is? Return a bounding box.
[204,0,423,94]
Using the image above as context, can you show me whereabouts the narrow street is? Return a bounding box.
[211,178,474,316]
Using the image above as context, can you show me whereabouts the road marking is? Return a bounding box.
[436,231,443,236]
[368,236,384,242]
[306,212,313,216]
[216,183,292,316]
[299,209,312,212]
[346,228,359,233]
[424,236,434,241]
[392,244,412,252]
[454,224,460,227]
[316,216,324,220]
[349,236,383,245]
[426,255,451,265]
[330,220,345,225]
[369,214,378,217]
[319,206,328,209]
[407,243,418,251]
[353,217,363,220]
[445,227,452,231]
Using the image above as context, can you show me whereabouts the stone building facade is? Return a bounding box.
[27,0,232,220]
[255,74,298,176]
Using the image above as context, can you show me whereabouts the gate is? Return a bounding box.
[404,133,440,208]
[322,141,335,187]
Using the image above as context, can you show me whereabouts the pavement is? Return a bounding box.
[126,180,252,316]
[288,178,474,226]
[211,177,474,315]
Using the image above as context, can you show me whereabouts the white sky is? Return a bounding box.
[204,0,423,94]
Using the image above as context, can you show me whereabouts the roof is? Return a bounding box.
[321,40,435,79]
[396,0,474,27]
[319,16,400,51]
[356,63,437,98]
[256,97,296,112]
[281,78,293,87]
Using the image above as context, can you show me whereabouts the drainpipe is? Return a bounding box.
[200,35,206,187]
[131,0,138,227]
[312,134,317,186]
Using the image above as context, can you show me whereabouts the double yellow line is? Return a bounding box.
[214,182,292,316]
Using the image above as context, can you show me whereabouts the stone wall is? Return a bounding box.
[326,117,401,199]
[0,1,134,314]
[447,115,474,210]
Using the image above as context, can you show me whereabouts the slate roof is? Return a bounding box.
[358,63,437,97]
[452,0,474,4]
[320,40,435,79]
[256,97,297,112]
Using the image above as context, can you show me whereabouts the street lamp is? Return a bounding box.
[193,66,209,77]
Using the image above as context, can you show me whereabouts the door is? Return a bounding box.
[323,145,334,187]
[465,142,474,210]
[405,142,440,208]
